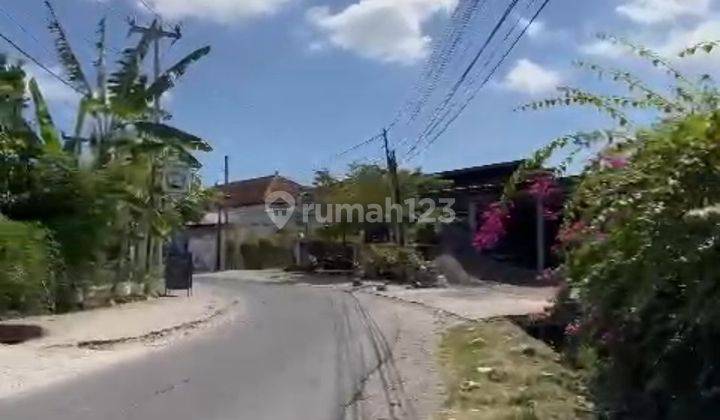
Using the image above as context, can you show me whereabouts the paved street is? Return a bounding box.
[1,276,398,420]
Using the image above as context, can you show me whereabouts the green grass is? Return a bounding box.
[437,319,593,420]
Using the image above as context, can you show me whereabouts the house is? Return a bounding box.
[187,173,305,272]
[434,160,572,271]
[435,160,525,234]
[186,161,571,274]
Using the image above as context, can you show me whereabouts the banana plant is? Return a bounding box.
[0,55,64,156]
[43,0,213,276]
[44,1,212,163]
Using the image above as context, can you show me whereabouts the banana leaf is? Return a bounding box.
[45,1,91,96]
[28,78,61,151]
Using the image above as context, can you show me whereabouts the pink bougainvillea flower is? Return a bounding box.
[600,154,629,169]
[557,221,586,245]
[473,202,510,252]
[528,175,559,200]
[564,320,582,337]
[527,174,563,220]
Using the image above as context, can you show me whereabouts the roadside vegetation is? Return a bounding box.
[311,163,450,244]
[472,35,720,417]
[438,319,592,419]
[276,164,452,281]
[0,3,213,316]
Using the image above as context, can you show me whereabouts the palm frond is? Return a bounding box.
[44,1,91,96]
[28,78,61,151]
[146,46,211,100]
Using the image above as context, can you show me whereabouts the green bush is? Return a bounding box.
[0,217,57,314]
[360,243,423,281]
[238,238,294,269]
[3,154,118,273]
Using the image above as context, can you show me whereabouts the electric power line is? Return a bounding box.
[404,0,552,163]
[0,29,83,95]
[314,132,383,171]
[413,0,523,144]
[315,0,516,171]
[0,5,56,59]
[333,133,383,159]
[135,0,183,29]
[415,0,538,145]
[399,0,487,126]
[137,0,159,16]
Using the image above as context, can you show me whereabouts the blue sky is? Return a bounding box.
[2,0,719,185]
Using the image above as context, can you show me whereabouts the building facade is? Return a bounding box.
[187,173,304,272]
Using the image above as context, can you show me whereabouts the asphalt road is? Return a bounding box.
[1,277,397,420]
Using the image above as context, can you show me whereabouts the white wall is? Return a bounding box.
[188,228,217,272]
[188,204,306,271]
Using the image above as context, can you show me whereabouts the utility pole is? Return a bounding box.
[382,129,404,246]
[128,18,181,272]
[536,197,545,273]
[224,155,229,267]
[215,181,222,272]
[215,156,229,272]
[128,18,182,123]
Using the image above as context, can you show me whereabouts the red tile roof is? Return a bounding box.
[217,174,302,208]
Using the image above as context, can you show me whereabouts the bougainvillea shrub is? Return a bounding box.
[489,37,720,417]
[473,202,511,251]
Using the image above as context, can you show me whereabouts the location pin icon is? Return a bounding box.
[265,190,296,229]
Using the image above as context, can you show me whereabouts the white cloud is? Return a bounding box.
[580,2,720,65]
[616,0,711,25]
[503,59,561,95]
[650,18,720,70]
[580,39,628,59]
[141,0,293,23]
[306,0,457,65]
[519,18,545,39]
[655,19,720,56]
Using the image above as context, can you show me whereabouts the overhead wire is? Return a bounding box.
[0,29,83,95]
[401,0,486,125]
[404,0,552,163]
[137,0,159,16]
[411,0,523,146]
[416,0,538,146]
[0,5,57,60]
[312,0,501,173]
